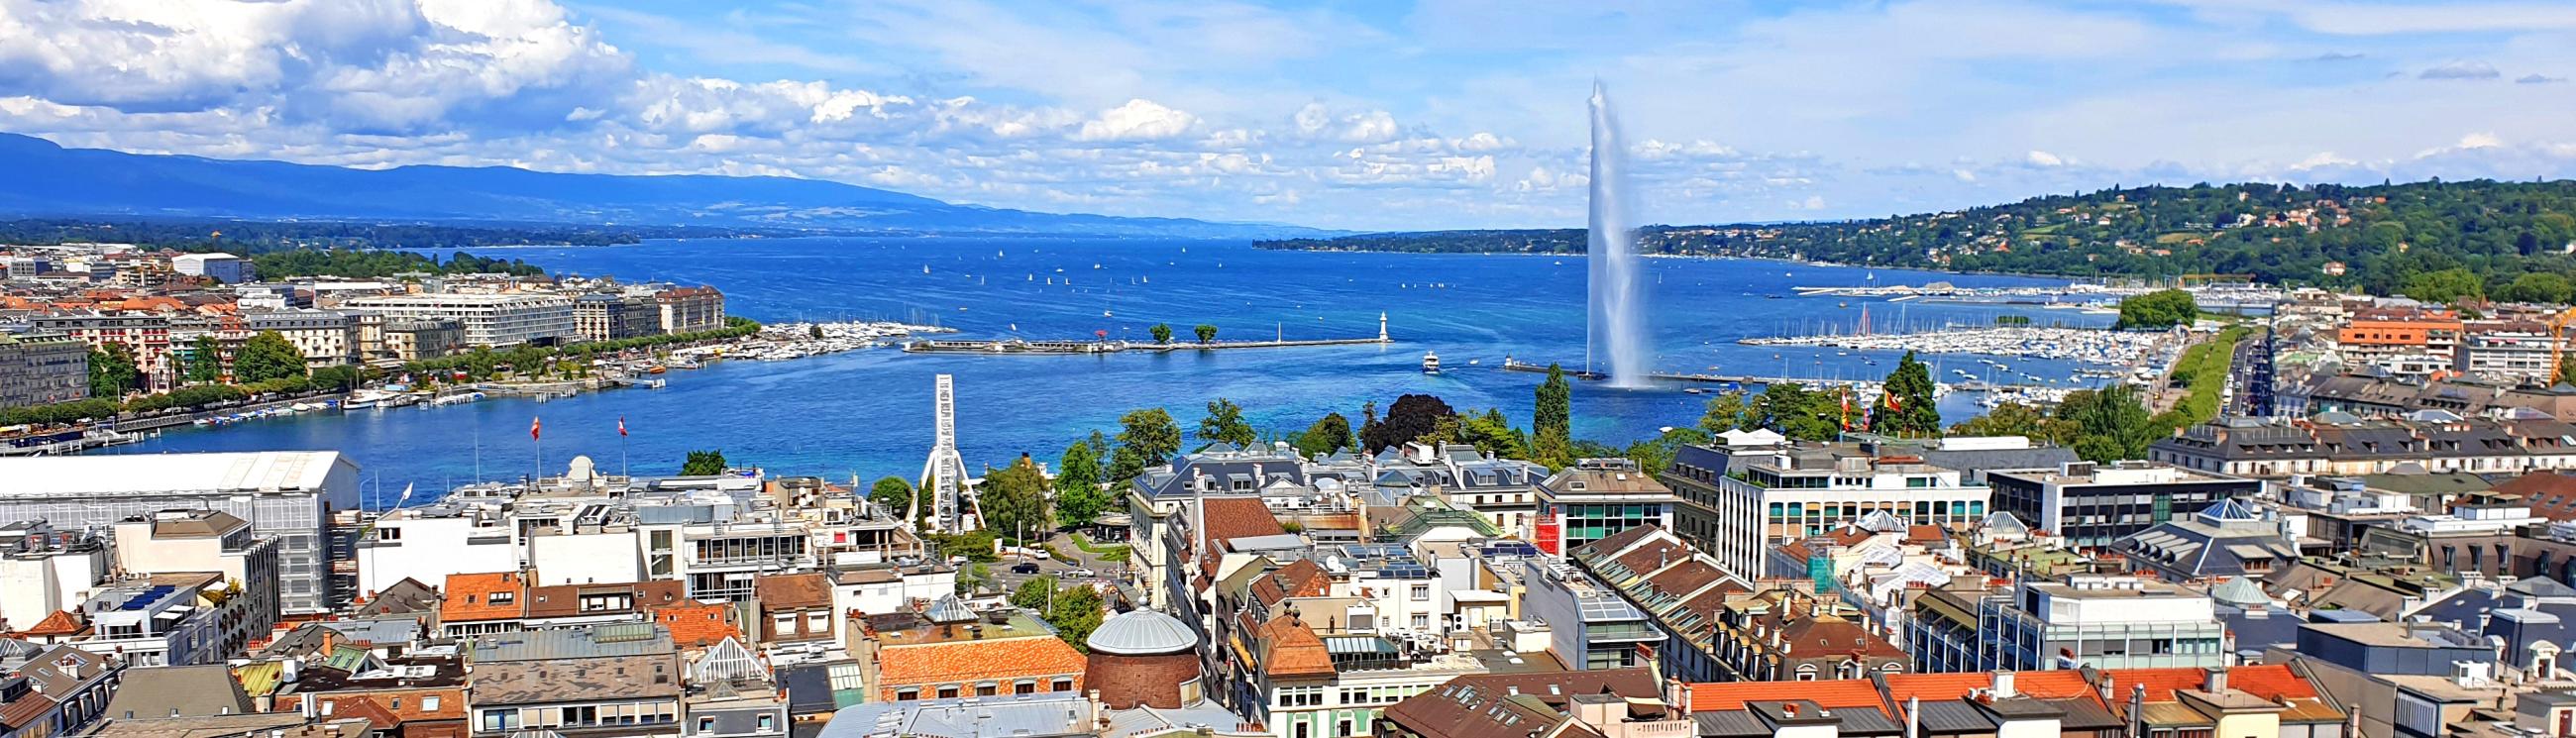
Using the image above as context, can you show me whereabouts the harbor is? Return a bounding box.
[905,314,1394,356]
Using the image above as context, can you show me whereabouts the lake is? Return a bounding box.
[118,237,2104,502]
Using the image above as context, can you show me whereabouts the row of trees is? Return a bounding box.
[1145,323,1220,344]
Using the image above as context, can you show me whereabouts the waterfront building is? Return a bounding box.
[2335,307,2462,369]
[170,253,253,284]
[1126,444,1312,609]
[0,331,87,407]
[1987,461,2262,548]
[1365,443,1548,535]
[32,312,174,391]
[343,292,576,348]
[242,309,359,369]
[574,292,660,342]
[1910,575,2227,674]
[1666,442,1991,581]
[1531,458,1677,556]
[654,286,725,335]
[0,452,359,615]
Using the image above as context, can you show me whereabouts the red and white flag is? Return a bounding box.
[530,417,542,442]
[617,416,628,437]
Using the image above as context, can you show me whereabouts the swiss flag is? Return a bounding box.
[618,417,628,437]
[530,417,542,442]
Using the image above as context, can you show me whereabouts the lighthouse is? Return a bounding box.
[1378,312,1388,342]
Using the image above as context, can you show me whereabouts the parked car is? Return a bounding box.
[1011,562,1041,575]
[1064,568,1097,579]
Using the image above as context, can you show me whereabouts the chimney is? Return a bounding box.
[1904,696,1919,738]
[1990,671,2015,699]
[2202,667,2228,693]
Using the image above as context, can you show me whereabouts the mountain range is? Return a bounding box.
[0,133,1326,240]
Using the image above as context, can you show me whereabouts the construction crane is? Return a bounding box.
[2553,306,2576,384]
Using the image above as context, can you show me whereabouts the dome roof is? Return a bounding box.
[1086,609,1198,656]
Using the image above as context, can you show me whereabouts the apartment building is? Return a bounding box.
[0,332,88,407]
[343,292,576,348]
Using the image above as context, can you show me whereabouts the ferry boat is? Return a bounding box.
[1422,351,1442,374]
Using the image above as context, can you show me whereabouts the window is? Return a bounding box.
[389,697,402,710]
[936,685,960,698]
[1411,614,1430,629]
[698,717,715,734]
[488,591,514,605]
[482,710,519,732]
[1015,681,1036,695]
[1051,679,1074,692]
[758,715,775,732]
[895,688,920,701]
[1409,584,1430,600]
[805,611,830,633]
[422,696,440,711]
[975,683,998,696]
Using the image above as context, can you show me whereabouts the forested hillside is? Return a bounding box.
[1260,179,2576,297]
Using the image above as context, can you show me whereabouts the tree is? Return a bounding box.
[1869,351,1942,436]
[2502,272,2573,304]
[808,324,825,340]
[2113,289,2198,330]
[1197,398,1257,447]
[1193,324,1218,343]
[1011,576,1059,611]
[1457,409,1531,460]
[1294,412,1353,458]
[868,476,915,518]
[1042,581,1106,652]
[1534,364,1573,466]
[1742,382,1840,441]
[1948,401,2056,440]
[1111,408,1182,479]
[87,344,141,398]
[2054,385,2160,463]
[1697,390,1754,433]
[233,331,308,383]
[979,457,1052,539]
[1362,394,1456,452]
[182,336,224,384]
[681,450,728,475]
[1625,427,1711,476]
[1150,323,1174,344]
[2403,267,2486,304]
[1053,439,1111,526]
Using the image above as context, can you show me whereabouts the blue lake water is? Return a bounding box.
[117,237,2104,501]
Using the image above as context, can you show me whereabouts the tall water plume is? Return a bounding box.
[1587,80,1651,387]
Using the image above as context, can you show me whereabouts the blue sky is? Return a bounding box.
[3,0,2575,231]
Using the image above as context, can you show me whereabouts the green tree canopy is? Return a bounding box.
[1293,412,1353,458]
[1362,394,1456,452]
[1458,408,1530,461]
[681,450,728,475]
[1948,401,2057,441]
[2055,385,2161,463]
[2113,289,2198,330]
[1192,324,1218,343]
[979,457,1053,539]
[233,331,308,383]
[868,476,915,518]
[1053,439,1111,526]
[182,336,224,384]
[1197,397,1257,447]
[1697,390,1755,433]
[1150,323,1173,344]
[1869,351,1941,436]
[2402,267,2486,304]
[2501,272,2573,304]
[87,343,141,398]
[1534,364,1573,466]
[1108,408,1182,482]
[1746,383,1841,442]
[1625,426,1711,476]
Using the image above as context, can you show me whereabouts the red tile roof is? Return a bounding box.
[652,601,742,649]
[0,692,57,729]
[21,609,85,637]
[2104,665,2318,702]
[1254,617,1336,678]
[438,572,524,623]
[1881,671,2096,703]
[877,636,1086,688]
[1685,679,1884,713]
[2497,472,2576,520]
[1201,497,1287,542]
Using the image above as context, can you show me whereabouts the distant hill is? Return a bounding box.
[0,133,1329,240]
[1261,179,2576,299]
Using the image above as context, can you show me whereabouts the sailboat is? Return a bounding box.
[922,264,931,274]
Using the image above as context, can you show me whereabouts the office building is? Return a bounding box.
[1987,461,2261,547]
[343,292,576,348]
[0,452,361,615]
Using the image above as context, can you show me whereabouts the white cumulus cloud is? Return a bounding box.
[1075,99,1199,142]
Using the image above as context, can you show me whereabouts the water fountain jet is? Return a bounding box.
[1587,80,1652,387]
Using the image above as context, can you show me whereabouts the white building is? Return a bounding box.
[356,507,519,596]
[0,522,109,630]
[171,253,253,283]
[1677,444,1992,580]
[0,452,361,615]
[243,309,360,369]
[343,292,577,348]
